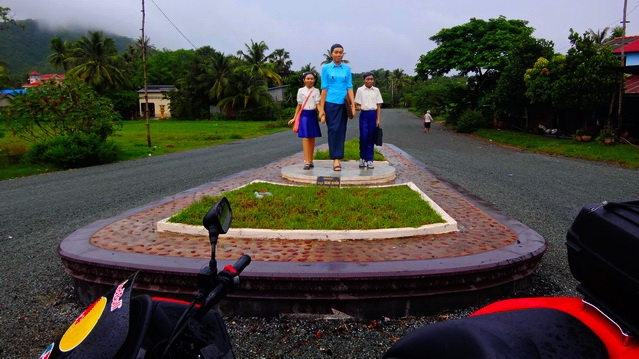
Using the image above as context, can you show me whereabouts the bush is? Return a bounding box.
[26,133,119,169]
[0,78,122,142]
[455,109,486,133]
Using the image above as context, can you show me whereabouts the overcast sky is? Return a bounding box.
[4,0,638,75]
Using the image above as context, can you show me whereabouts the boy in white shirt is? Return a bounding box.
[354,72,383,169]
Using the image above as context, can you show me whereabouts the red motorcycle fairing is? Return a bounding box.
[39,273,142,359]
[472,297,639,359]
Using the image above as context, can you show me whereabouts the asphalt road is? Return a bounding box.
[1,108,639,357]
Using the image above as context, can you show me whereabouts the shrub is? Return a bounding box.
[0,78,122,142]
[455,109,486,133]
[26,133,119,169]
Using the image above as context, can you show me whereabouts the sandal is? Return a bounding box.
[303,164,311,170]
[333,164,342,171]
[309,162,314,168]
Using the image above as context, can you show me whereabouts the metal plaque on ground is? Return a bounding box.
[316,176,341,188]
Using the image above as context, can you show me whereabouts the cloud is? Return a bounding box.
[4,0,638,75]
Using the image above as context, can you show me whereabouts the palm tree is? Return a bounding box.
[48,37,71,71]
[300,63,317,73]
[388,68,412,107]
[65,31,129,90]
[268,48,293,77]
[217,71,274,111]
[235,39,282,85]
[587,27,611,46]
[320,48,349,65]
[206,50,235,102]
[124,36,156,62]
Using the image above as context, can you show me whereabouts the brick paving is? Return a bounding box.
[89,144,518,262]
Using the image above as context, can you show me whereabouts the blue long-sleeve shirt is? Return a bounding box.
[321,62,353,104]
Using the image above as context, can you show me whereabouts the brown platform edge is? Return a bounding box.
[58,146,547,318]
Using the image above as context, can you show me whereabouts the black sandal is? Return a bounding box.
[303,164,311,170]
[333,164,342,171]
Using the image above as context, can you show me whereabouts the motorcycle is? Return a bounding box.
[383,201,639,358]
[38,197,251,359]
[41,198,639,358]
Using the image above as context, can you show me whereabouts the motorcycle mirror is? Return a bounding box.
[202,197,233,235]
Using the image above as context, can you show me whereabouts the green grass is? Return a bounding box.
[314,138,385,161]
[474,129,639,168]
[113,120,288,160]
[168,182,444,230]
[0,119,289,180]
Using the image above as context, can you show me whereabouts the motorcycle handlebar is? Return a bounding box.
[225,254,251,275]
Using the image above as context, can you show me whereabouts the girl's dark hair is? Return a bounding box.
[301,71,316,81]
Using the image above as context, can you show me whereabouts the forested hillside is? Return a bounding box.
[0,19,134,84]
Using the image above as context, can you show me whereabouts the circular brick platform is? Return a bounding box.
[58,144,547,318]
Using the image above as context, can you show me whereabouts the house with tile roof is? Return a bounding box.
[137,85,176,119]
[22,71,65,88]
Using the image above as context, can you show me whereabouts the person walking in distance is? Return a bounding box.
[424,110,433,133]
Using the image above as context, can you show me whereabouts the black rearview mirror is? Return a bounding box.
[202,197,232,235]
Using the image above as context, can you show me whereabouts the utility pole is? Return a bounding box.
[617,0,628,131]
[142,0,151,147]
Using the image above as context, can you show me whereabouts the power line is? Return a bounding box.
[150,0,197,49]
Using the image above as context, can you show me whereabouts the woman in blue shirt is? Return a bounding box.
[319,43,356,171]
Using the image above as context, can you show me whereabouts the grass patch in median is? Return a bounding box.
[314,138,385,161]
[168,182,443,230]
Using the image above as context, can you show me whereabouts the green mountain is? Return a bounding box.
[0,19,135,83]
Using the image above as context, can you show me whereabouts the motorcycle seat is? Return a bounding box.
[383,308,608,359]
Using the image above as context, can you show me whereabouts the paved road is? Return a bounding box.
[1,108,639,357]
[381,109,639,296]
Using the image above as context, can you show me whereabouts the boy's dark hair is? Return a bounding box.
[362,71,375,79]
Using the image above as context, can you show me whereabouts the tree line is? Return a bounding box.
[412,16,624,136]
[0,9,630,170]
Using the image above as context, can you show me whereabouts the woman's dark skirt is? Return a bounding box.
[324,102,348,159]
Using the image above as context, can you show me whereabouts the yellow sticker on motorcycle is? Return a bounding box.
[58,296,107,352]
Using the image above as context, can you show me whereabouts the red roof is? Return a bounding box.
[613,38,639,53]
[22,73,65,88]
[625,75,639,94]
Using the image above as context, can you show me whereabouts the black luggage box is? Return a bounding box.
[566,200,639,336]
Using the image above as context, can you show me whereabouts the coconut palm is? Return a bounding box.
[217,71,274,111]
[124,36,157,62]
[206,50,235,102]
[300,63,317,73]
[587,27,611,46]
[48,37,71,71]
[65,31,129,90]
[320,48,350,65]
[268,48,293,78]
[235,39,282,86]
[388,68,412,107]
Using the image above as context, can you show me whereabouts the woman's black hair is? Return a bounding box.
[330,43,343,53]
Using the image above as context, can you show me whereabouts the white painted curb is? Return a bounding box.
[156,181,458,241]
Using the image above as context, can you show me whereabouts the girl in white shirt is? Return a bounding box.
[289,72,322,170]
